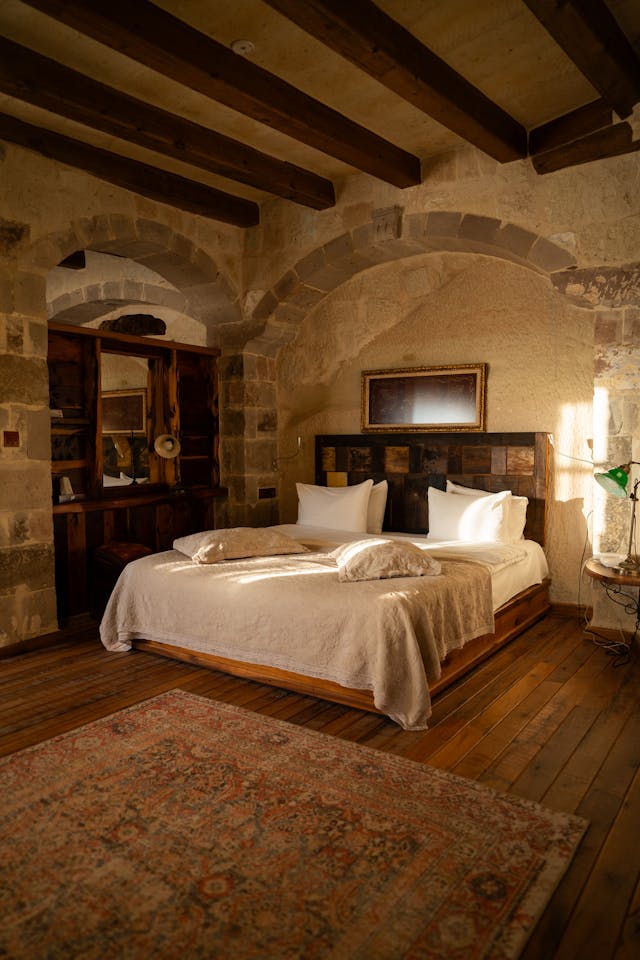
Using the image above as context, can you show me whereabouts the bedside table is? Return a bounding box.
[584,558,640,662]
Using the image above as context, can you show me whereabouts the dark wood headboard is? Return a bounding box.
[315,432,549,545]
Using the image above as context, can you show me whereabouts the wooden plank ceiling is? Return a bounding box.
[0,0,639,227]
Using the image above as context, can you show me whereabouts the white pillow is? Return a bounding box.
[445,480,528,541]
[446,479,491,497]
[427,487,513,542]
[331,538,442,582]
[367,480,388,534]
[296,479,373,533]
[173,527,308,563]
[507,496,528,541]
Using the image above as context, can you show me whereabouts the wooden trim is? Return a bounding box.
[133,581,550,715]
[0,613,97,659]
[550,601,591,619]
[48,321,221,357]
[0,630,67,660]
[52,487,226,515]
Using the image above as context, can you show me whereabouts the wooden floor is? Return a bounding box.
[1,612,639,959]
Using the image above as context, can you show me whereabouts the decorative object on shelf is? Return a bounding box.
[154,433,182,491]
[361,364,487,433]
[58,476,75,503]
[594,460,640,572]
[154,434,181,459]
[272,435,302,472]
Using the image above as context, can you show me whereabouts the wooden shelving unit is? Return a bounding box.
[47,323,226,621]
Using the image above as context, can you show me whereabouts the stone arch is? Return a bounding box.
[7,213,249,635]
[248,208,577,355]
[23,213,242,343]
[47,284,188,326]
[230,209,580,523]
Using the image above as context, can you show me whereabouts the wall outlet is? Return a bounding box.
[3,430,19,447]
[258,486,277,499]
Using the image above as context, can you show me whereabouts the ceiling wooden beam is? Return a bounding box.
[529,99,613,155]
[20,0,421,189]
[522,0,640,118]
[0,113,260,227]
[264,0,527,163]
[531,121,640,175]
[0,37,334,211]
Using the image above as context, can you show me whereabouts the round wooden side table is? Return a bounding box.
[584,558,640,662]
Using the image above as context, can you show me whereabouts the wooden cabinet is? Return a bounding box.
[48,323,226,622]
[176,351,220,488]
[53,490,222,621]
[48,322,221,500]
[48,328,99,501]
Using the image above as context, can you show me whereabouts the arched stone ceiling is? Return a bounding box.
[25,213,242,346]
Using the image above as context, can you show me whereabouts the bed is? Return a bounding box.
[100,431,551,730]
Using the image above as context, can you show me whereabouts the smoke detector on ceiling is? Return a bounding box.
[230,39,255,56]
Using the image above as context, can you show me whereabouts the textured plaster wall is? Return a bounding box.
[276,254,594,605]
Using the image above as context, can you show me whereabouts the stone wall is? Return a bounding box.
[0,254,57,643]
[1,136,640,646]
[0,143,244,647]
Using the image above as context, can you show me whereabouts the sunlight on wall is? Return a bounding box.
[555,400,594,503]
[591,386,611,551]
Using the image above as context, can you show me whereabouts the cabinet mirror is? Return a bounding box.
[101,352,152,487]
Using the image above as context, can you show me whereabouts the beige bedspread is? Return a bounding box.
[100,547,494,730]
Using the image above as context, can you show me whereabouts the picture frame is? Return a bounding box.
[101,389,146,435]
[361,364,487,433]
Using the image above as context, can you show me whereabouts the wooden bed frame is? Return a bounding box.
[135,431,551,717]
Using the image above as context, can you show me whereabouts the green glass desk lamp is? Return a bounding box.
[594,461,640,571]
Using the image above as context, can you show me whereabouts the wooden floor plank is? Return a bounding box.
[541,669,640,814]
[555,761,640,959]
[522,711,640,959]
[427,666,564,770]
[401,617,589,765]
[451,678,562,780]
[479,646,612,794]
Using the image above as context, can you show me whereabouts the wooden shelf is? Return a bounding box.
[49,323,224,621]
[51,459,88,471]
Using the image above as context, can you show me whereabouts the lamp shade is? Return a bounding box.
[594,463,631,498]
[154,434,180,459]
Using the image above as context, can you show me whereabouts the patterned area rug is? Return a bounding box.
[1,690,586,960]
